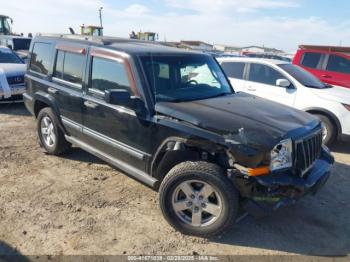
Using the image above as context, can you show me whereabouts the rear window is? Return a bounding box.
[301,52,322,69]
[221,62,245,79]
[13,38,31,51]
[326,55,350,74]
[30,42,52,75]
[53,50,85,86]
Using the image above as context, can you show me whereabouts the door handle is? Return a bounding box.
[84,100,99,109]
[48,87,59,94]
[247,86,256,91]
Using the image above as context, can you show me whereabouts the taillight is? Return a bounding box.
[343,104,350,111]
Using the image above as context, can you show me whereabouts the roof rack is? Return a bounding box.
[35,33,164,46]
[299,45,350,53]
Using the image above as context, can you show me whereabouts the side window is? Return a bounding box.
[221,62,245,79]
[301,52,322,69]
[53,50,85,86]
[53,50,64,79]
[30,42,52,75]
[90,57,131,93]
[248,63,284,86]
[326,55,350,74]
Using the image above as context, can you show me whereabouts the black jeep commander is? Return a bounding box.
[24,34,334,237]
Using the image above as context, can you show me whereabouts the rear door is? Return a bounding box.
[220,61,247,92]
[51,43,87,138]
[245,63,296,106]
[323,53,350,88]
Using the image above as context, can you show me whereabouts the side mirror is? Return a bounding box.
[105,89,146,115]
[7,45,13,50]
[276,79,291,88]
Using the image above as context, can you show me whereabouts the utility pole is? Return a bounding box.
[99,7,103,28]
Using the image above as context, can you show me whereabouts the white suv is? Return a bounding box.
[217,57,350,145]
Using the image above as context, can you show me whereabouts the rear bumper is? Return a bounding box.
[242,148,334,217]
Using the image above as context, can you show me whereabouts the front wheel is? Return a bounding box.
[314,114,336,145]
[159,161,239,237]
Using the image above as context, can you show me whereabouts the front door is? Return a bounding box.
[244,63,296,107]
[81,48,152,172]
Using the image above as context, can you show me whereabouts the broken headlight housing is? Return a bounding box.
[270,139,293,171]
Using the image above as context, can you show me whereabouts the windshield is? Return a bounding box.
[278,64,328,89]
[140,54,233,102]
[13,39,31,51]
[0,48,23,64]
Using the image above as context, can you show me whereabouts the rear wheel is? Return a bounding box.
[159,161,239,237]
[314,114,336,145]
[37,107,70,155]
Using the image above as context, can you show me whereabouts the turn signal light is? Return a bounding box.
[246,166,270,177]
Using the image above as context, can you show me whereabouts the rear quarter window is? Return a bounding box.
[221,62,245,79]
[326,54,350,74]
[30,42,52,75]
[301,52,322,69]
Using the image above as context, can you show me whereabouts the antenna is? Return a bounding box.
[99,7,103,28]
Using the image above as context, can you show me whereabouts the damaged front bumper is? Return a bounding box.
[235,148,334,218]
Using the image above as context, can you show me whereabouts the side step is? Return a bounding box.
[65,135,158,188]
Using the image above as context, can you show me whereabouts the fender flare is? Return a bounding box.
[150,136,227,178]
[303,107,342,137]
[33,92,67,134]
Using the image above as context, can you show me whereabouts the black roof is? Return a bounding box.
[35,34,204,56]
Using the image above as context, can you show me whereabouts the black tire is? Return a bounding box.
[37,107,70,155]
[159,161,239,237]
[314,114,336,145]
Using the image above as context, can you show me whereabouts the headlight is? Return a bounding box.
[270,139,293,171]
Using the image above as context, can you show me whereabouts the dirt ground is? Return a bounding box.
[0,103,349,257]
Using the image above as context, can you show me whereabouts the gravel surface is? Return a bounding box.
[0,103,349,257]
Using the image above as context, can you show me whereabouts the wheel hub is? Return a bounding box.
[172,180,222,227]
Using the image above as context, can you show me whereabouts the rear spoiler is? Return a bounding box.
[299,45,350,54]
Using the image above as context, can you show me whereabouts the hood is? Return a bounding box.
[156,93,320,148]
[0,63,26,77]
[311,86,350,105]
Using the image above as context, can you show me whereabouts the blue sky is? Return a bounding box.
[2,0,350,52]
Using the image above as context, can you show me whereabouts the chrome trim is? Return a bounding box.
[89,88,105,97]
[61,116,83,132]
[84,95,137,117]
[52,77,82,89]
[83,127,147,160]
[23,93,33,101]
[61,116,149,160]
[65,135,157,188]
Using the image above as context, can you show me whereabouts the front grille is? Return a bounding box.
[295,130,323,177]
[6,75,25,85]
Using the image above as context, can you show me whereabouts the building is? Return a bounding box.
[240,45,284,54]
[214,44,241,55]
[180,41,213,51]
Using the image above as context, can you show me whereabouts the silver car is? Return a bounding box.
[0,46,26,103]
